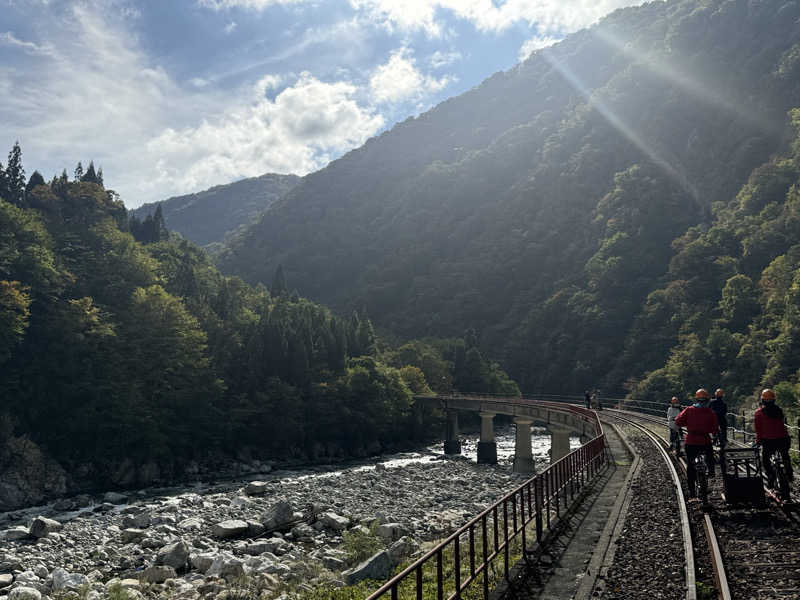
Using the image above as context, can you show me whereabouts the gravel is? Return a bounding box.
[599,427,686,599]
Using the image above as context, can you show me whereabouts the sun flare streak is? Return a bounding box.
[540,48,698,200]
[592,27,781,138]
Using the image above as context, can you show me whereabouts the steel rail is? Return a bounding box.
[608,409,737,600]
[364,404,607,600]
[609,407,799,503]
[607,413,698,600]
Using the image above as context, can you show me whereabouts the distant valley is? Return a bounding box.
[132,173,300,250]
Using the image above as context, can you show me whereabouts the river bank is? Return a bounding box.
[0,428,573,600]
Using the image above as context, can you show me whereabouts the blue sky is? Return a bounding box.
[0,0,643,207]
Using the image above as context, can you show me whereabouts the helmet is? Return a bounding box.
[761,388,776,402]
[715,388,724,398]
[695,388,710,400]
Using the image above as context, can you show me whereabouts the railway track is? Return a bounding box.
[601,412,698,600]
[608,408,800,600]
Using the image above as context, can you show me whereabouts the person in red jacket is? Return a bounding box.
[754,388,794,486]
[675,388,719,499]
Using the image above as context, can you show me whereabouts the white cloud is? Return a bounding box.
[224,21,238,34]
[429,49,461,69]
[146,73,385,196]
[0,5,385,207]
[0,31,55,56]
[197,0,303,9]
[349,0,644,37]
[370,47,452,103]
[519,35,561,61]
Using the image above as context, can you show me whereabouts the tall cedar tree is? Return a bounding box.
[5,142,25,206]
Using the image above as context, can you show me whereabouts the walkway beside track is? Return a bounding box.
[496,421,636,600]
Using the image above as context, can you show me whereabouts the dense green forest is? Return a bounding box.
[132,173,300,251]
[218,0,800,410]
[0,144,518,502]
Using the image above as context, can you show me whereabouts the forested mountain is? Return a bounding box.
[0,145,517,509]
[220,0,800,403]
[132,173,300,249]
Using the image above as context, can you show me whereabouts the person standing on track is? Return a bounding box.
[667,396,683,456]
[710,388,728,450]
[754,388,794,487]
[675,388,718,499]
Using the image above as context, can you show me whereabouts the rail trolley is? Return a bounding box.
[719,447,766,506]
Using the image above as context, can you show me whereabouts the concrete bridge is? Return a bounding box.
[416,394,598,473]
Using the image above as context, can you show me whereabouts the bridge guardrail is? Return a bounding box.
[366,401,606,600]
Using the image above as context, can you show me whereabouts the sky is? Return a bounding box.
[0,0,644,208]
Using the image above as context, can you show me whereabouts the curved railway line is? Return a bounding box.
[606,408,800,600]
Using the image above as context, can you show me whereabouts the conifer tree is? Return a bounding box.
[5,142,26,206]
[153,205,167,242]
[0,161,7,202]
[357,317,377,356]
[96,167,104,187]
[271,265,287,296]
[25,171,45,194]
[73,161,83,181]
[82,161,98,184]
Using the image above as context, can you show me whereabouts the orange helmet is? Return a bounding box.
[761,388,776,401]
[715,388,724,398]
[695,388,710,399]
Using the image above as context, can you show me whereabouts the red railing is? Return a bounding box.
[366,405,606,600]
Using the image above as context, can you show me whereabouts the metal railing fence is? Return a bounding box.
[366,405,606,600]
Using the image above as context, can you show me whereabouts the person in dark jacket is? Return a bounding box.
[675,388,719,499]
[585,390,592,409]
[709,388,728,449]
[754,388,794,486]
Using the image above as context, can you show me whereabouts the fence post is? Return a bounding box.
[741,410,746,442]
[535,477,543,542]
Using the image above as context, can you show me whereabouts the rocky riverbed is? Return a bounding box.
[0,429,572,600]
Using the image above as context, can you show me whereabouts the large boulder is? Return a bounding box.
[388,536,420,565]
[245,537,288,556]
[102,491,128,505]
[189,552,216,574]
[0,527,30,541]
[318,512,349,531]
[156,540,189,570]
[246,520,265,537]
[342,551,393,585]
[8,588,41,600]
[377,523,407,542]
[177,517,203,531]
[139,565,176,584]
[121,528,146,544]
[206,554,245,579]
[290,523,315,542]
[51,568,89,591]
[29,516,62,538]
[0,574,13,588]
[120,512,150,529]
[261,500,294,531]
[245,481,268,496]
[212,520,248,539]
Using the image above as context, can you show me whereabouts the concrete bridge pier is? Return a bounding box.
[549,423,572,463]
[443,409,461,455]
[512,417,535,474]
[477,411,497,464]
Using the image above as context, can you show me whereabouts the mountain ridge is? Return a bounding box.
[133,172,300,248]
[218,0,800,396]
